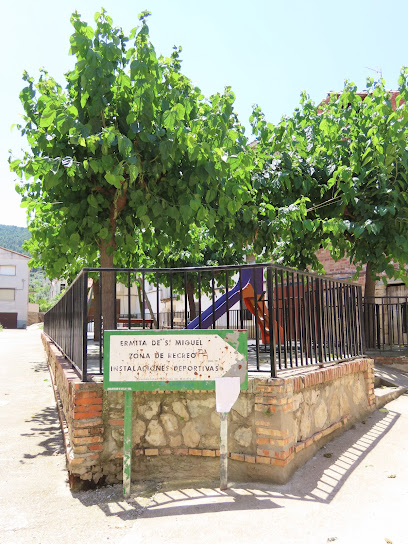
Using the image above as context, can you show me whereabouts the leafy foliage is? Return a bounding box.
[10,10,253,284]
[29,269,52,311]
[251,75,408,293]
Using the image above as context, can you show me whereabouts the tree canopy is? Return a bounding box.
[251,74,408,296]
[11,8,408,306]
[10,9,254,285]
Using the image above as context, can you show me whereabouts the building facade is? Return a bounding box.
[0,246,30,328]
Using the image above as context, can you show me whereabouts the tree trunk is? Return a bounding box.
[100,240,116,332]
[144,287,158,328]
[136,281,143,317]
[364,262,377,300]
[93,280,101,341]
[186,281,197,321]
[98,188,128,332]
[135,276,158,328]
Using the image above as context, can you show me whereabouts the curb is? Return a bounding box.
[375,385,407,409]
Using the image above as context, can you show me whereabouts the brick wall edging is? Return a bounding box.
[256,358,372,391]
[252,357,375,470]
[372,356,408,365]
[41,332,375,487]
[42,333,104,487]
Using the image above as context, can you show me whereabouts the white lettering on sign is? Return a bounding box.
[109,333,246,383]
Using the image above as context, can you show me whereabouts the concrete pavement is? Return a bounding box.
[120,394,408,544]
[1,328,407,544]
[0,329,140,544]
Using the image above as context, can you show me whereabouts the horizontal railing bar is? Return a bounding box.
[81,263,361,286]
[363,297,408,301]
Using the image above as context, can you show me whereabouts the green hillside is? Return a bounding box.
[0,224,31,256]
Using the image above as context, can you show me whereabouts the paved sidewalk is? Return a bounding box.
[121,395,408,544]
[0,329,139,544]
[1,328,407,544]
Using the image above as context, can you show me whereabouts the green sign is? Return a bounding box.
[103,329,248,392]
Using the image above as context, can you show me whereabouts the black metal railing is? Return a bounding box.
[158,310,258,338]
[44,263,364,381]
[363,296,408,349]
[44,270,88,379]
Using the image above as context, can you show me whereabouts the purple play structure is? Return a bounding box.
[187,267,264,330]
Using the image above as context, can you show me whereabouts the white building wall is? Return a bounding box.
[116,282,141,315]
[0,247,30,328]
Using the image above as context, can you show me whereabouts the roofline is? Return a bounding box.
[0,246,31,259]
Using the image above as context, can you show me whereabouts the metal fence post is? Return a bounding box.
[315,278,324,364]
[266,266,276,378]
[83,271,88,382]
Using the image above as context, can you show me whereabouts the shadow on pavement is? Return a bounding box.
[72,404,401,521]
[31,361,49,373]
[21,403,65,460]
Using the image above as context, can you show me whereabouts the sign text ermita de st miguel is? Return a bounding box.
[103,329,248,495]
[104,329,248,391]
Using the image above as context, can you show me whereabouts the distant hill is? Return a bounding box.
[0,224,31,256]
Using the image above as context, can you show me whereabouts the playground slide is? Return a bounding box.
[187,267,284,345]
[242,284,284,345]
[187,269,253,330]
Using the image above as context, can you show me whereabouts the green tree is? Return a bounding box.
[152,223,251,321]
[10,10,253,329]
[29,269,51,306]
[251,75,408,297]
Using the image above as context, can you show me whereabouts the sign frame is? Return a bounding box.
[103,329,248,392]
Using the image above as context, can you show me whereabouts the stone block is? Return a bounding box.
[132,419,146,445]
[314,401,328,430]
[138,401,161,420]
[182,421,200,448]
[234,426,252,448]
[186,398,216,418]
[256,456,271,465]
[169,434,182,447]
[160,413,179,433]
[145,448,158,456]
[231,453,245,462]
[145,419,166,447]
[172,400,190,421]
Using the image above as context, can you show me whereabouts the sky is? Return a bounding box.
[1,0,408,227]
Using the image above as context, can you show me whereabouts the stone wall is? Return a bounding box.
[102,388,256,485]
[27,311,44,326]
[42,333,375,488]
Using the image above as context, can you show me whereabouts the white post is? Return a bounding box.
[215,377,241,491]
[219,412,228,490]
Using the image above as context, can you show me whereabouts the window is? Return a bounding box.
[0,265,16,276]
[0,289,15,301]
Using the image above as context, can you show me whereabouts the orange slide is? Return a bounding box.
[242,284,284,345]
